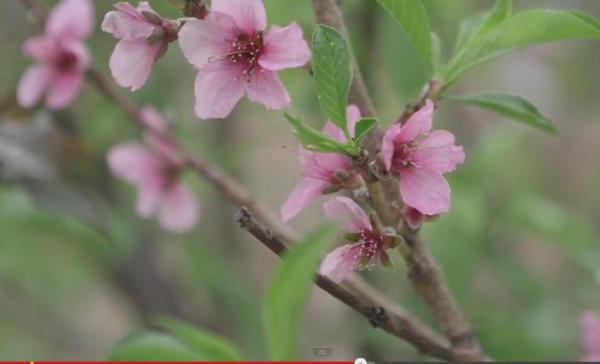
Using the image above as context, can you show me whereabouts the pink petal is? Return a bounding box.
[247,69,290,110]
[107,142,161,184]
[399,168,450,216]
[178,13,239,69]
[212,0,266,34]
[45,70,83,109]
[101,8,155,41]
[323,196,371,233]
[381,123,404,171]
[322,121,346,143]
[412,130,465,174]
[46,0,94,39]
[397,99,434,144]
[320,243,361,284]
[23,36,57,62]
[193,61,248,119]
[158,184,200,233]
[140,106,169,133]
[114,2,143,18]
[259,22,311,71]
[299,148,349,181]
[280,177,328,222]
[136,1,156,14]
[581,311,600,361]
[17,65,53,108]
[136,174,165,218]
[60,38,91,71]
[403,206,426,230]
[109,39,162,91]
[346,104,362,138]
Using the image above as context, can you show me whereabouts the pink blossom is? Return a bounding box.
[381,99,465,216]
[102,2,179,91]
[17,0,94,110]
[319,197,390,284]
[280,105,362,222]
[178,0,311,119]
[581,311,600,362]
[108,108,199,233]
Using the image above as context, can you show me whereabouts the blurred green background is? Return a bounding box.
[0,0,599,361]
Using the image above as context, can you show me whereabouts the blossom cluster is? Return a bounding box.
[17,0,464,283]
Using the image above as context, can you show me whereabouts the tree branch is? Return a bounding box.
[234,207,473,362]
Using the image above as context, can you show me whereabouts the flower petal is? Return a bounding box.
[193,61,248,119]
[212,0,266,34]
[136,174,165,218]
[397,99,434,143]
[140,106,169,133]
[178,13,239,69]
[320,243,361,284]
[101,7,155,41]
[381,123,404,171]
[323,196,371,232]
[46,0,94,39]
[347,104,362,138]
[247,69,290,110]
[17,65,53,108]
[259,22,311,71]
[403,206,426,230]
[22,36,57,62]
[107,142,161,184]
[158,184,200,233]
[280,177,328,222]
[412,130,465,174]
[45,70,83,109]
[581,311,600,361]
[109,39,162,91]
[321,121,346,143]
[400,168,450,215]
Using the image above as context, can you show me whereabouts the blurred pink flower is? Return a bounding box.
[108,108,199,233]
[381,99,465,216]
[581,311,600,362]
[280,105,362,222]
[319,197,390,284]
[17,0,94,110]
[178,0,311,119]
[102,1,179,91]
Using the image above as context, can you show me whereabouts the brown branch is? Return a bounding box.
[234,207,476,362]
[310,0,486,360]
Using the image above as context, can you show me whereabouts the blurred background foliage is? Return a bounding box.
[0,0,599,361]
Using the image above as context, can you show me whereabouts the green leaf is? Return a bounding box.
[156,318,242,361]
[454,0,512,54]
[430,32,442,74]
[107,332,202,361]
[284,113,358,156]
[450,93,557,134]
[444,9,600,89]
[377,0,432,76]
[354,118,379,143]
[312,24,353,133]
[264,224,336,361]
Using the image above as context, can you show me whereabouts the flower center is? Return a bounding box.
[391,141,419,171]
[355,229,385,270]
[54,49,78,71]
[227,32,264,79]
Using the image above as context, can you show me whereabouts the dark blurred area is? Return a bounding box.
[0,0,599,360]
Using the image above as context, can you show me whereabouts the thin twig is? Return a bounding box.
[235,207,472,362]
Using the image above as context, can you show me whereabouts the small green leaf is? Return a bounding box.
[454,0,512,54]
[264,224,336,361]
[156,318,242,361]
[450,93,557,134]
[444,9,600,89]
[430,32,442,74]
[107,332,201,361]
[376,0,432,76]
[284,113,358,156]
[354,118,379,143]
[312,24,353,133]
